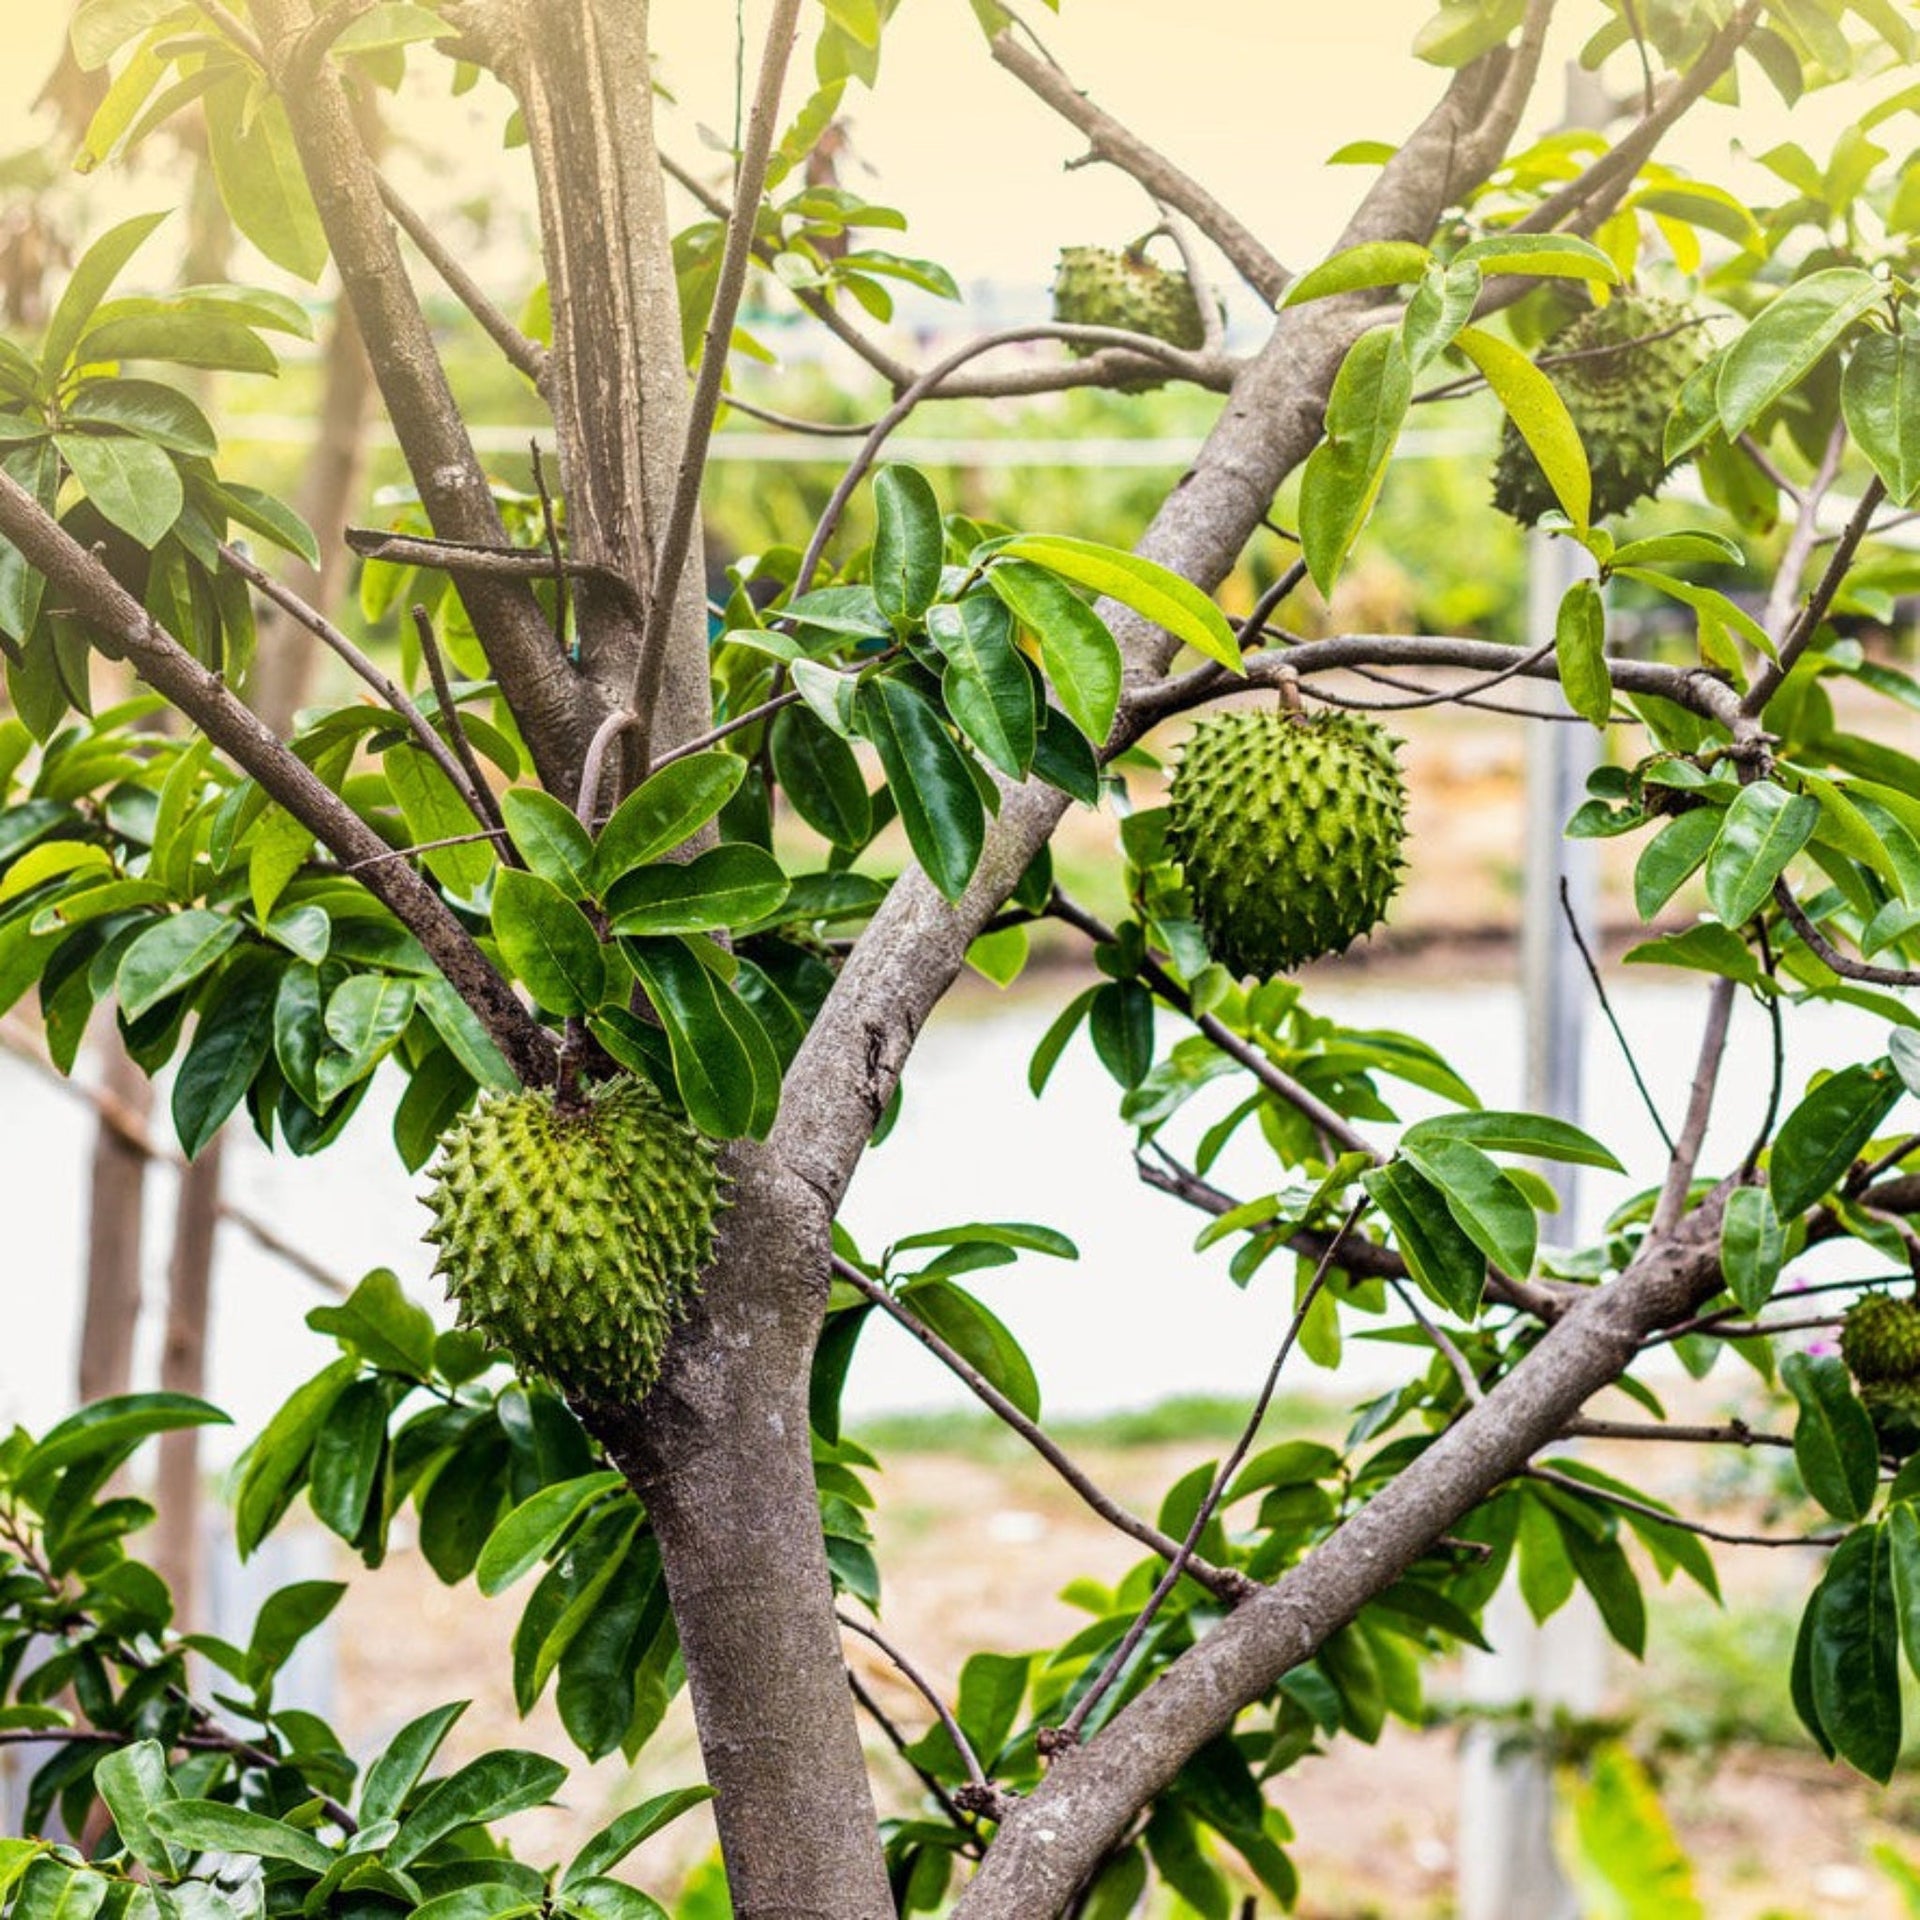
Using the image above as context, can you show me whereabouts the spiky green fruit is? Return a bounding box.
[1053,246,1206,363]
[1842,1293,1920,1458]
[1166,708,1408,978]
[423,1078,722,1401]
[1491,295,1706,525]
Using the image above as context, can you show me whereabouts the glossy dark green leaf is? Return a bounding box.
[317,974,416,1102]
[1843,330,1920,505]
[1558,1522,1646,1657]
[1554,578,1611,727]
[1807,1523,1901,1781]
[1704,780,1819,925]
[1400,1109,1623,1171]
[1400,1134,1536,1278]
[562,1787,714,1889]
[927,595,1034,777]
[1363,1158,1486,1318]
[769,703,872,847]
[870,464,942,627]
[358,1699,470,1825]
[1299,326,1411,594]
[1030,703,1100,805]
[625,936,758,1137]
[1634,806,1723,919]
[306,1267,437,1377]
[853,676,984,902]
[997,533,1240,675]
[1622,922,1762,985]
[492,866,605,1016]
[416,975,519,1092]
[1029,984,1097,1095]
[22,1391,226,1481]
[233,1358,357,1557]
[592,752,745,893]
[476,1472,626,1597]
[171,949,280,1157]
[115,909,238,1020]
[985,558,1122,746]
[92,1740,177,1876]
[1717,268,1881,439]
[307,1380,388,1541]
[500,788,595,896]
[606,844,790,936]
[899,1278,1041,1420]
[1720,1184,1785,1316]
[1783,1352,1880,1523]
[247,1577,347,1682]
[64,378,215,456]
[1088,978,1154,1089]
[54,432,181,549]
[1516,1489,1576,1622]
[1770,1059,1902,1218]
[387,1750,571,1868]
[149,1801,334,1872]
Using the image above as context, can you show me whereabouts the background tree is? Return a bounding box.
[4,2,1920,1916]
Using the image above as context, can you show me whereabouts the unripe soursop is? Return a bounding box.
[1492,295,1705,525]
[1166,708,1408,978]
[423,1077,722,1401]
[1052,246,1206,355]
[1841,1291,1920,1458]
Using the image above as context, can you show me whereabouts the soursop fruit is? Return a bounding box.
[1492,294,1705,525]
[1166,708,1408,978]
[1841,1291,1920,1457]
[423,1077,722,1400]
[1053,245,1206,355]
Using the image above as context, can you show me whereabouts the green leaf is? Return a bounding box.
[1705,781,1820,926]
[1633,807,1723,919]
[1452,233,1621,282]
[769,704,873,845]
[1457,322,1590,526]
[205,76,328,281]
[853,676,984,901]
[63,379,216,456]
[171,949,280,1157]
[891,1221,1078,1260]
[233,1358,357,1556]
[305,1268,436,1377]
[500,788,595,897]
[1843,331,1920,505]
[21,1392,225,1481]
[1719,1185,1784,1315]
[1399,1110,1623,1170]
[996,535,1241,676]
[870,464,942,628]
[93,1741,177,1875]
[1807,1523,1902,1781]
[1770,1059,1902,1218]
[385,743,494,896]
[77,307,279,377]
[625,937,761,1137]
[1888,1501,1920,1682]
[476,1472,626,1597]
[1088,978,1153,1089]
[358,1700,469,1825]
[492,867,606,1016]
[56,431,182,549]
[986,559,1122,746]
[607,845,790,936]
[562,1788,716,1890]
[1623,921,1762,985]
[1717,268,1882,439]
[1299,326,1411,594]
[318,973,416,1102]
[1782,1352,1881,1523]
[927,596,1035,778]
[115,910,238,1022]
[306,1378,388,1541]
[247,1577,347,1681]
[1283,239,1432,305]
[387,1751,571,1868]
[592,752,746,893]
[149,1800,335,1873]
[1554,579,1611,727]
[1399,1135,1537,1277]
[1029,984,1096,1095]
[898,1278,1041,1420]
[1362,1158,1486,1318]
[40,210,169,379]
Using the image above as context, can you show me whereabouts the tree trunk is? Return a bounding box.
[77,1034,150,1404]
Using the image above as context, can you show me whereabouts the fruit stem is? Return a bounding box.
[1276,665,1303,717]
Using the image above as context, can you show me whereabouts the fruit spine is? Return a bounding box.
[1166,708,1408,978]
[1491,294,1706,525]
[423,1077,722,1401]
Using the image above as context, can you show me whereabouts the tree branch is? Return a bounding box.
[987,30,1291,305]
[1561,1416,1793,1451]
[837,1612,1000,1806]
[1650,976,1735,1236]
[411,603,509,843]
[1523,1464,1838,1550]
[1775,880,1920,990]
[0,472,554,1087]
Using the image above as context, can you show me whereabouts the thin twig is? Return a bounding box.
[529,442,573,654]
[837,1612,997,1802]
[1742,475,1887,716]
[831,1258,1245,1602]
[1744,920,1785,1177]
[1738,432,1803,507]
[1524,1465,1839,1550]
[374,170,547,386]
[634,0,805,770]
[1391,1278,1485,1405]
[1650,976,1735,1236]
[1155,210,1224,354]
[411,604,508,843]
[219,541,492,830]
[1559,877,1674,1154]
[345,827,510,873]
[1562,1416,1793,1451]
[1056,1202,1366,1747]
[1760,417,1846,654]
[719,392,879,437]
[1641,1309,1842,1348]
[1852,1135,1920,1194]
[1296,640,1555,714]
[846,1669,984,1851]
[344,528,605,581]
[1775,880,1920,990]
[576,707,640,827]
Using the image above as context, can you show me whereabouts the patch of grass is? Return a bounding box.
[853,1390,1337,1460]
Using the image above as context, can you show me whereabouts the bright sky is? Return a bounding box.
[0,2,1895,300]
